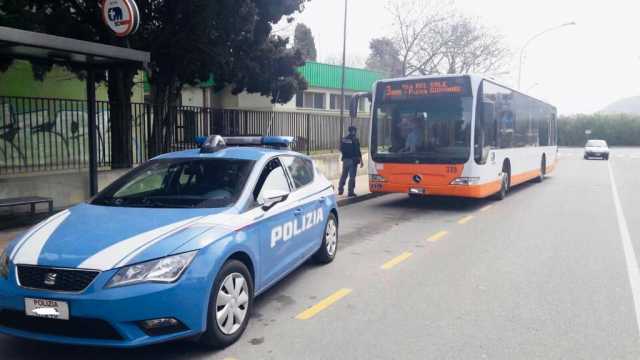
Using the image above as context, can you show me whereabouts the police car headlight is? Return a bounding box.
[106,251,197,288]
[0,249,9,280]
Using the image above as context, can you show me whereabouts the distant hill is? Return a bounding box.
[600,96,640,115]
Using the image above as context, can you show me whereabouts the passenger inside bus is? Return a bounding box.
[400,116,425,153]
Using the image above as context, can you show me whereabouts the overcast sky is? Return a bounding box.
[281,0,640,115]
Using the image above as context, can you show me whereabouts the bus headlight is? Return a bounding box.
[450,177,481,186]
[369,174,387,182]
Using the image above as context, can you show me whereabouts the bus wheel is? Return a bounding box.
[495,172,508,201]
[535,157,546,183]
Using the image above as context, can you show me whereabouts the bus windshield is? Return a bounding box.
[372,95,473,164]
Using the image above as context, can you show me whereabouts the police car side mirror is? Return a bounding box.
[260,190,289,210]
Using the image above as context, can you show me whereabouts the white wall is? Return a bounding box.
[183,85,372,116]
[274,87,372,115]
[237,92,276,111]
[181,86,205,107]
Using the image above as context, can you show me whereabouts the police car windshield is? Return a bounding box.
[91,158,254,208]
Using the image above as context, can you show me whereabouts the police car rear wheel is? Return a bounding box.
[314,213,338,264]
[201,260,253,348]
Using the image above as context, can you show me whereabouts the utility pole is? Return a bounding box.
[339,0,348,136]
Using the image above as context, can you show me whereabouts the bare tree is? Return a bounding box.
[388,0,451,76]
[438,15,510,75]
[386,0,509,77]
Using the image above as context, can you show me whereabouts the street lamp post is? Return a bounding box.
[526,82,540,92]
[517,21,576,89]
[339,0,348,136]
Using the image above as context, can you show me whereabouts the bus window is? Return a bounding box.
[475,82,498,164]
[539,111,550,146]
[373,96,472,164]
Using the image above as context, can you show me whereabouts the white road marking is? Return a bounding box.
[608,161,640,335]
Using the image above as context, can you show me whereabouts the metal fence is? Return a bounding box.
[0,96,370,175]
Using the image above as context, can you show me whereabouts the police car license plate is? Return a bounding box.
[24,298,69,320]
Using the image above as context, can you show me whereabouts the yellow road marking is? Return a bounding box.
[295,288,352,320]
[427,230,448,242]
[458,215,474,224]
[480,204,494,212]
[381,252,413,270]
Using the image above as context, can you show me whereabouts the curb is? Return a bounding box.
[337,192,386,207]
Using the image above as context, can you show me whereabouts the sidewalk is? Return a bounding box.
[333,174,382,206]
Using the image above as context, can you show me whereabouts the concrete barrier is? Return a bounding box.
[0,150,369,213]
[0,169,129,214]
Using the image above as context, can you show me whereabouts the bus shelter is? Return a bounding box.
[0,26,149,196]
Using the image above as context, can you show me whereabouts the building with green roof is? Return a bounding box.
[180,61,385,116]
[297,62,383,92]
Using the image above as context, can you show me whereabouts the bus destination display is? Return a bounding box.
[382,77,470,101]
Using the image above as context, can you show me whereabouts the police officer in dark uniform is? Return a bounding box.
[338,126,363,197]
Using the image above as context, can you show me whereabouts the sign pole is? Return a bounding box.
[86,68,98,196]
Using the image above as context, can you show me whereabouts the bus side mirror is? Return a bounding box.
[349,98,359,119]
[349,92,372,119]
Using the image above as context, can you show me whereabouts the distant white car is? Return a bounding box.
[584,139,609,160]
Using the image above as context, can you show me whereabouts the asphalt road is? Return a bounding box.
[3,147,640,359]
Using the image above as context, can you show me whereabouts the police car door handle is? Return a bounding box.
[319,196,326,202]
[294,208,303,216]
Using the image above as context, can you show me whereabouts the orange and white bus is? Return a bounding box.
[351,74,557,200]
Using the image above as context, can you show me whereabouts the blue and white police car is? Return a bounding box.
[0,135,338,348]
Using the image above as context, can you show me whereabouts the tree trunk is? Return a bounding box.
[148,77,181,158]
[107,67,136,169]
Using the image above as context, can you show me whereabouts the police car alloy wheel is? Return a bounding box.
[201,260,254,348]
[326,217,338,256]
[216,272,250,335]
[313,213,338,263]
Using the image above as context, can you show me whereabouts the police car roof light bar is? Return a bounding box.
[199,135,226,153]
[223,136,263,146]
[261,136,295,149]
[196,135,295,152]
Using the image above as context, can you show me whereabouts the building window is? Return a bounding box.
[314,93,325,109]
[329,94,354,111]
[358,97,367,112]
[297,91,325,109]
[296,91,304,108]
[330,94,341,110]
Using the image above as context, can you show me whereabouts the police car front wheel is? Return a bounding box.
[201,259,254,348]
[313,213,338,263]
